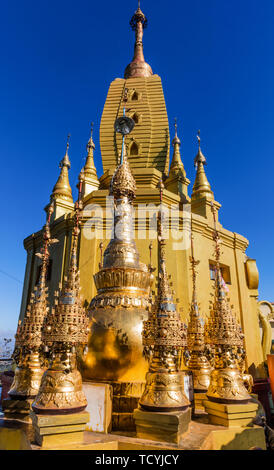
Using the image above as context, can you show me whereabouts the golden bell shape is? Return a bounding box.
[139,350,190,412]
[8,351,45,400]
[207,365,252,404]
[32,348,87,414]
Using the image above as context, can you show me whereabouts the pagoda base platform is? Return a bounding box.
[194,392,208,414]
[204,400,258,427]
[2,398,33,423]
[30,411,90,448]
[133,407,191,445]
[0,414,266,450]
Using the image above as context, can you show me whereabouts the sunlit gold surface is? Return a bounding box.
[82,148,152,384]
[51,136,73,202]
[9,205,56,401]
[207,366,251,404]
[186,233,212,392]
[33,181,89,414]
[9,352,45,399]
[140,186,189,412]
[32,350,87,414]
[206,204,252,404]
[124,6,153,79]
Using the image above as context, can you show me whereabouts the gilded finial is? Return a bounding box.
[192,130,214,201]
[51,135,73,202]
[124,1,153,79]
[87,123,95,152]
[172,118,181,147]
[194,130,206,167]
[197,130,201,149]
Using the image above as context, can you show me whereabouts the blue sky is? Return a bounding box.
[0,0,273,333]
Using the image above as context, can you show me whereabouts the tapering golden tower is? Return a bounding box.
[185,233,212,393]
[8,204,56,401]
[139,181,189,412]
[49,135,74,220]
[32,175,89,414]
[100,3,170,184]
[206,203,251,404]
[192,131,214,202]
[81,123,99,197]
[165,119,190,202]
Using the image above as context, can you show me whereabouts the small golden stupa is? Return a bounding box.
[186,233,212,394]
[8,203,56,401]
[139,181,189,412]
[32,174,89,414]
[206,203,251,404]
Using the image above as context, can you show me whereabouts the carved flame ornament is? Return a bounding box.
[139,181,190,412]
[206,203,251,404]
[9,203,57,399]
[32,174,89,414]
[185,233,212,393]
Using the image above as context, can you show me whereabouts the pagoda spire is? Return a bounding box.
[170,118,186,175]
[185,230,212,393]
[156,180,176,311]
[191,131,214,202]
[124,2,153,79]
[138,179,189,412]
[165,119,190,201]
[205,202,251,404]
[81,123,99,196]
[51,135,73,203]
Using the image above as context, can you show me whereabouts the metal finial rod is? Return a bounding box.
[138,0,141,9]
[174,118,178,137]
[197,130,201,149]
[66,134,71,153]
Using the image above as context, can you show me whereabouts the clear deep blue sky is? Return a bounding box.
[0,0,273,334]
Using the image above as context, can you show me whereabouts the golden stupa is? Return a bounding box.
[4,1,270,451]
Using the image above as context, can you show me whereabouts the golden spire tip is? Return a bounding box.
[197,130,201,149]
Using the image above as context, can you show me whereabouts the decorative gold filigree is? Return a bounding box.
[82,131,152,384]
[185,233,212,392]
[139,182,189,411]
[206,203,251,403]
[9,204,56,400]
[32,176,89,414]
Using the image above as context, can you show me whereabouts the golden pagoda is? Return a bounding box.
[186,233,212,396]
[10,2,269,449]
[32,175,89,415]
[81,115,153,430]
[3,204,57,420]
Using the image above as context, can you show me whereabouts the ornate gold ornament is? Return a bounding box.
[184,233,212,392]
[206,203,251,404]
[124,2,153,79]
[139,182,190,412]
[32,175,89,414]
[9,204,57,399]
[81,113,153,384]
